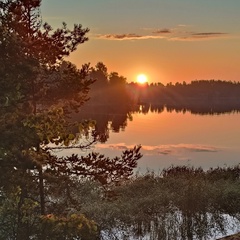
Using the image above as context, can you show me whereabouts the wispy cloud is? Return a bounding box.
[96,143,220,155]
[98,33,166,40]
[152,28,172,34]
[157,144,219,154]
[192,32,226,36]
[97,25,230,42]
[171,32,229,41]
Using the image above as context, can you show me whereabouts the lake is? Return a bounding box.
[70,106,240,173]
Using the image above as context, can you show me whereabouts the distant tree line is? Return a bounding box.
[128,80,240,115]
[83,62,240,107]
[87,62,132,106]
[87,67,240,108]
[73,67,240,143]
[85,64,240,116]
[128,80,240,104]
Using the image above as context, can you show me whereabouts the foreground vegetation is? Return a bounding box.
[0,0,141,239]
[1,164,240,239]
[80,165,240,239]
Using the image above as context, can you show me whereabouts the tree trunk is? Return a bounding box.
[39,166,45,215]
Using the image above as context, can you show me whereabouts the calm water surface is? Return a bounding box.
[94,109,240,172]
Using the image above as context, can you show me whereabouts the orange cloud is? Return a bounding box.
[96,143,220,154]
[152,28,172,34]
[171,32,229,41]
[97,25,231,41]
[98,33,166,40]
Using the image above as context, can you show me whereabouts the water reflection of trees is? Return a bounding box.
[71,101,240,145]
[154,102,240,115]
[128,80,240,115]
[72,66,240,144]
[71,104,134,143]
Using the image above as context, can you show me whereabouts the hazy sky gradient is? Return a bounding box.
[41,0,240,84]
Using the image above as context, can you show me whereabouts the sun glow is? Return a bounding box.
[137,74,148,84]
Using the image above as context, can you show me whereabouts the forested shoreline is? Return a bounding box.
[86,63,240,115]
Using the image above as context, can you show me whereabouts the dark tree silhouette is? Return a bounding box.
[0,1,142,239]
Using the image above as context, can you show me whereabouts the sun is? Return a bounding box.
[137,74,148,84]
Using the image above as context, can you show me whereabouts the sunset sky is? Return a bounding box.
[41,0,240,84]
